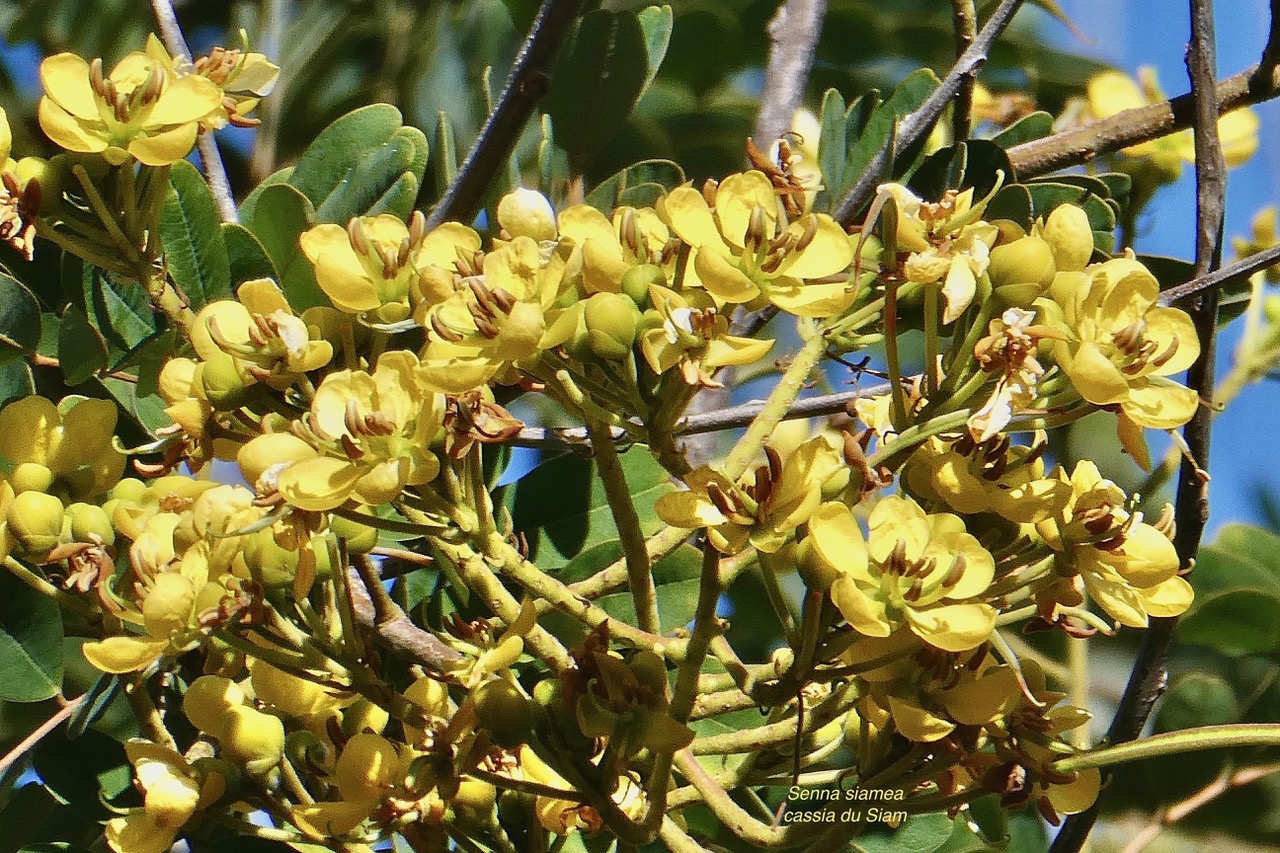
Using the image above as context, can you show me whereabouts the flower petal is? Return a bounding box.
[277,457,363,511]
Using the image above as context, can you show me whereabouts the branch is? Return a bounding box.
[347,566,463,674]
[832,0,1027,223]
[1008,64,1280,180]
[754,0,829,146]
[425,0,582,229]
[1053,2,1226,849]
[1158,243,1280,305]
[0,695,86,780]
[149,0,239,222]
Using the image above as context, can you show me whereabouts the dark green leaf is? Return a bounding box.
[636,5,674,96]
[97,375,171,436]
[545,10,650,159]
[64,673,121,740]
[72,262,159,356]
[55,305,108,386]
[854,812,955,853]
[835,69,938,213]
[160,160,232,310]
[592,543,702,633]
[242,184,327,311]
[586,159,685,212]
[0,566,63,702]
[908,140,1011,201]
[0,361,34,406]
[987,184,1033,227]
[991,111,1053,150]
[0,784,98,852]
[237,165,295,226]
[0,274,41,356]
[313,128,426,223]
[32,728,131,822]
[1180,589,1280,656]
[222,223,279,288]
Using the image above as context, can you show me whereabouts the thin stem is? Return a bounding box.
[3,557,99,619]
[754,0,829,146]
[0,694,85,779]
[425,0,583,229]
[949,0,978,142]
[1055,724,1280,773]
[587,418,661,635]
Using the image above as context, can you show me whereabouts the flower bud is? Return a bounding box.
[250,659,342,723]
[9,462,54,495]
[335,732,404,804]
[237,433,315,490]
[987,235,1056,289]
[8,490,65,556]
[340,697,390,737]
[452,778,497,814]
[200,351,252,410]
[619,264,665,308]
[220,705,286,776]
[795,536,840,592]
[1043,204,1094,272]
[183,675,248,736]
[66,502,115,545]
[473,679,532,747]
[582,292,641,361]
[142,573,197,638]
[497,188,557,242]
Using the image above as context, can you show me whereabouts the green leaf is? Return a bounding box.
[0,274,41,357]
[64,672,121,740]
[287,105,427,224]
[222,222,279,287]
[71,261,160,357]
[585,159,685,212]
[545,10,650,160]
[636,6,674,96]
[565,542,703,633]
[0,567,64,702]
[508,445,675,572]
[159,160,231,310]
[32,728,131,822]
[242,184,327,311]
[991,110,1053,150]
[853,812,956,853]
[237,165,295,226]
[97,375,171,437]
[907,140,1011,201]
[56,305,108,386]
[0,361,34,406]
[1180,588,1280,656]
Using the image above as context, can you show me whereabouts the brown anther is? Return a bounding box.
[362,411,395,436]
[114,91,130,123]
[409,210,426,247]
[347,218,370,254]
[467,280,498,317]
[1150,336,1180,369]
[706,481,738,517]
[397,236,411,269]
[903,577,924,602]
[984,452,1009,481]
[141,65,164,106]
[943,553,968,589]
[1152,502,1176,538]
[473,314,500,339]
[247,315,271,347]
[764,444,783,486]
[89,58,106,96]
[1111,320,1145,354]
[340,433,365,460]
[659,237,681,266]
[887,539,908,573]
[701,179,719,208]
[752,463,773,508]
[379,244,398,279]
[489,286,517,314]
[228,110,261,129]
[759,252,786,274]
[795,215,820,254]
[344,398,364,437]
[842,430,866,467]
[429,313,464,343]
[619,207,641,255]
[1082,514,1115,536]
[746,206,767,249]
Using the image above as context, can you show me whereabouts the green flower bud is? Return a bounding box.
[583,292,641,361]
[8,491,65,556]
[65,502,114,545]
[220,705,286,776]
[329,511,378,554]
[452,778,498,814]
[473,679,533,748]
[191,757,242,805]
[619,264,665,308]
[9,462,54,495]
[987,235,1056,289]
[285,730,333,770]
[200,351,252,410]
[795,536,840,592]
[1043,204,1094,272]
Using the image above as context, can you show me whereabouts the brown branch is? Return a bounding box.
[1052,2,1226,850]
[0,695,86,780]
[950,0,978,142]
[347,566,463,674]
[1158,242,1280,305]
[1008,63,1280,179]
[754,0,829,146]
[425,0,583,230]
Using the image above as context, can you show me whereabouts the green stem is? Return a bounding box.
[756,552,798,646]
[3,557,99,619]
[1054,724,1280,773]
[883,281,909,431]
[867,410,971,468]
[720,323,827,481]
[72,164,142,265]
[923,282,940,399]
[587,418,661,635]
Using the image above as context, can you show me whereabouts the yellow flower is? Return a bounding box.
[418,235,573,393]
[245,350,445,511]
[1042,256,1201,454]
[192,279,334,391]
[655,436,843,554]
[807,495,996,651]
[301,211,480,323]
[902,434,1070,525]
[640,284,773,386]
[659,170,855,317]
[144,35,279,130]
[557,202,678,294]
[882,183,999,323]
[1036,461,1192,628]
[38,45,222,165]
[0,395,125,501]
[1085,68,1258,175]
[106,740,219,853]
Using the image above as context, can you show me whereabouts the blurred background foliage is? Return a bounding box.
[1,2,1277,852]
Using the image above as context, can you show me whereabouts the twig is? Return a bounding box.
[425,0,582,229]
[1052,2,1225,849]
[1121,761,1280,853]
[0,695,86,779]
[148,0,239,222]
[1158,242,1280,305]
[754,0,829,146]
[950,0,978,143]
[1008,64,1280,180]
[346,566,463,674]
[832,0,1026,223]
